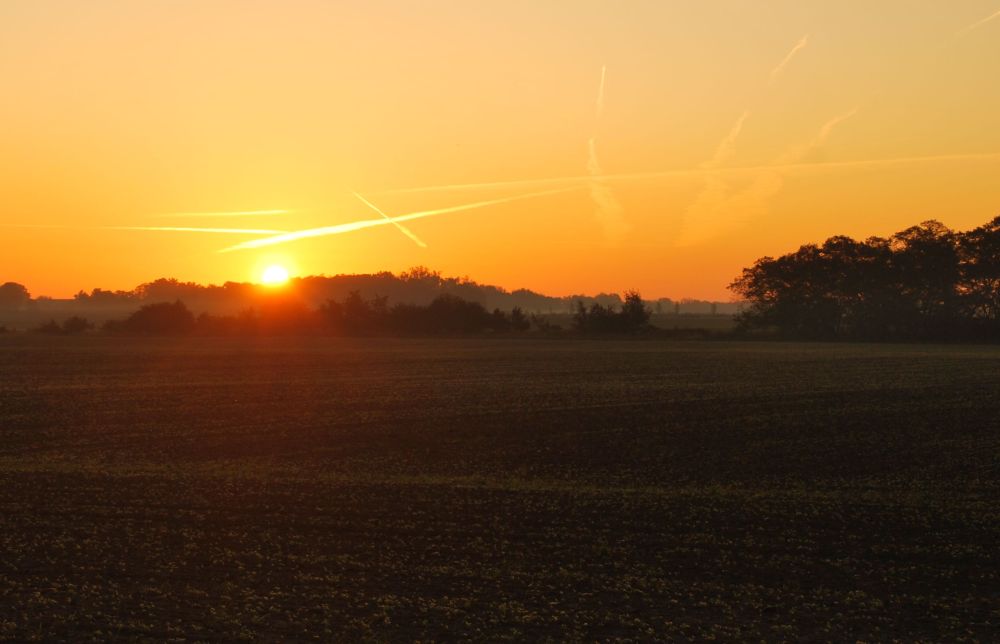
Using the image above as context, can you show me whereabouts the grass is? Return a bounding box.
[0,335,998,640]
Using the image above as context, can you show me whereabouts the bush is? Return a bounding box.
[109,301,196,334]
[32,320,63,334]
[61,316,93,334]
[530,314,562,334]
[572,291,651,333]
[510,307,531,332]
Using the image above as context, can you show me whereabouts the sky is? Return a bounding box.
[2,1,1000,300]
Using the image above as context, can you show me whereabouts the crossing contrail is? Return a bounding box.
[769,35,809,85]
[351,191,428,248]
[218,187,578,253]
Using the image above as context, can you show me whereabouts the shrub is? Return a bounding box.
[61,316,93,334]
[32,320,63,334]
[111,301,196,334]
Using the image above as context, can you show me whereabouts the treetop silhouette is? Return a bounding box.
[730,216,1000,340]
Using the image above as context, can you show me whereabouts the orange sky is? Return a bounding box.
[2,1,1000,300]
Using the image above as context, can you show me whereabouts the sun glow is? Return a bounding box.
[260,265,290,286]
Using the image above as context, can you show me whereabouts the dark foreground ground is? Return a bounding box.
[0,336,997,641]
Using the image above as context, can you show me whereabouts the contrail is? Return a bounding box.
[769,35,808,85]
[596,65,607,118]
[587,65,629,244]
[677,109,861,247]
[705,111,750,169]
[110,226,290,234]
[586,138,605,176]
[676,170,784,248]
[0,224,288,235]
[959,7,1000,35]
[153,209,291,218]
[814,108,859,146]
[376,151,1000,195]
[351,191,428,248]
[772,107,860,166]
[681,111,752,247]
[587,138,628,245]
[218,187,578,253]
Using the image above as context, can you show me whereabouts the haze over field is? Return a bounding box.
[2,1,1000,300]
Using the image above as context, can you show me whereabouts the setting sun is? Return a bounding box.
[260,265,290,286]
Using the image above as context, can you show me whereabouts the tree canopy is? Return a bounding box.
[0,282,31,309]
[730,216,1000,340]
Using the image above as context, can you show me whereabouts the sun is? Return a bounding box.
[261,265,290,286]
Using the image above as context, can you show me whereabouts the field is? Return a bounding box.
[540,312,737,332]
[1,336,998,640]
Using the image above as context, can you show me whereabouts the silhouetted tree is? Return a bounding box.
[573,292,651,333]
[423,294,492,334]
[0,282,31,309]
[34,317,93,335]
[32,320,63,334]
[74,287,137,305]
[490,308,511,333]
[890,221,961,338]
[323,290,388,335]
[510,306,530,332]
[108,300,196,334]
[620,290,652,330]
[731,216,1000,340]
[61,316,93,334]
[960,216,1000,329]
[530,313,562,334]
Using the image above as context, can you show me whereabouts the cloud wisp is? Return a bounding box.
[587,65,630,245]
[959,7,1000,35]
[814,108,859,146]
[769,35,809,85]
[351,191,428,248]
[596,65,607,118]
[218,187,578,253]
[679,111,753,247]
[776,107,860,164]
[706,111,751,169]
[586,138,629,245]
[676,109,860,247]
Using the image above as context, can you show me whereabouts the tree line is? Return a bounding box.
[32,290,652,336]
[67,267,646,315]
[730,216,1000,341]
[5,267,730,315]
